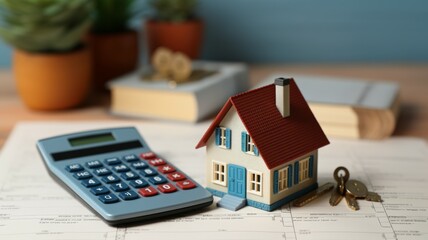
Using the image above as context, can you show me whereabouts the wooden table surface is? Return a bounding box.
[1,64,427,148]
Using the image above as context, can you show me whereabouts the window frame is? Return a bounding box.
[299,157,310,182]
[212,161,227,186]
[218,127,227,148]
[248,170,263,196]
[277,166,289,193]
[242,132,259,156]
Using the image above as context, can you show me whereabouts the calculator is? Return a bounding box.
[36,127,213,225]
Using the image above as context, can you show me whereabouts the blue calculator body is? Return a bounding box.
[37,127,213,225]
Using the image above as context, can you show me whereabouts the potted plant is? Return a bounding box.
[91,0,142,90]
[0,0,92,110]
[146,0,202,59]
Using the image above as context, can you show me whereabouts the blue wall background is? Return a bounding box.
[0,0,427,67]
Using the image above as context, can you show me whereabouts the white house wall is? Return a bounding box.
[269,150,318,204]
[205,107,271,205]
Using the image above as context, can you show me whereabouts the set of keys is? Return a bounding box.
[329,166,382,210]
[293,166,382,210]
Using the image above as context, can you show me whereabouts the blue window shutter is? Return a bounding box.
[273,170,279,194]
[215,127,221,146]
[241,132,247,152]
[225,128,231,149]
[309,156,314,178]
[294,161,299,184]
[287,165,293,188]
[254,146,259,156]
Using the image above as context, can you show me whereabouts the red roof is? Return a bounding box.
[196,79,329,169]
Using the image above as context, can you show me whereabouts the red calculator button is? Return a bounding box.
[140,152,156,160]
[158,165,176,174]
[157,183,177,193]
[148,158,166,166]
[176,180,196,190]
[167,172,186,181]
[138,186,158,197]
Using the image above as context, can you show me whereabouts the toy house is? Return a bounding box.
[195,78,329,211]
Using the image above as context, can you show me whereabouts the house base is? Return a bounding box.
[207,183,318,212]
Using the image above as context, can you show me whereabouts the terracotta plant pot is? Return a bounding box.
[13,47,91,110]
[90,30,139,89]
[146,20,203,59]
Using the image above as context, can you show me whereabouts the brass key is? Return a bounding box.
[293,182,334,207]
[329,166,349,206]
[346,180,368,198]
[344,192,359,211]
[365,191,383,202]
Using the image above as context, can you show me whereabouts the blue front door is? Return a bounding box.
[228,164,246,198]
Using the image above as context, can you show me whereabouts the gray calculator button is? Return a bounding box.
[99,193,119,204]
[91,186,109,196]
[81,178,101,188]
[65,164,83,172]
[148,175,168,185]
[93,167,112,176]
[104,157,121,165]
[101,174,120,183]
[110,182,129,192]
[112,164,129,172]
[73,171,92,180]
[86,160,103,169]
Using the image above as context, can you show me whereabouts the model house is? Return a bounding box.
[195,78,329,211]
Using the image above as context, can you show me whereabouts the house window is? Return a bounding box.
[215,127,231,149]
[278,166,289,192]
[248,171,262,196]
[299,158,310,182]
[274,165,292,194]
[212,161,227,186]
[241,132,259,156]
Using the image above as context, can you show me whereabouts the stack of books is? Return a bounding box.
[108,62,248,122]
[259,74,400,139]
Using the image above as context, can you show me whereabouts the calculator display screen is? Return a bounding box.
[69,133,115,147]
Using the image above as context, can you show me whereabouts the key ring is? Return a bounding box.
[333,166,350,183]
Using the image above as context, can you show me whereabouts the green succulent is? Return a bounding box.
[93,0,142,34]
[0,0,92,53]
[150,0,197,22]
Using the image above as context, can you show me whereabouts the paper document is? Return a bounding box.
[0,122,427,240]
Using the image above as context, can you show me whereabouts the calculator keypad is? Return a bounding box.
[67,152,197,204]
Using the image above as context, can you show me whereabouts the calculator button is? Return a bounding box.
[148,175,168,185]
[101,174,120,183]
[81,178,101,188]
[140,152,156,160]
[99,193,119,204]
[140,167,157,177]
[65,164,83,172]
[119,190,139,200]
[139,186,158,197]
[120,171,139,180]
[130,161,148,170]
[93,167,112,176]
[123,154,139,162]
[112,164,130,172]
[129,179,149,188]
[86,160,103,169]
[73,171,92,180]
[110,182,130,192]
[167,172,187,181]
[148,158,166,166]
[157,165,176,174]
[176,180,197,190]
[91,186,110,195]
[157,183,177,193]
[104,157,121,165]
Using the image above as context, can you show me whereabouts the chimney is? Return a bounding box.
[275,77,291,118]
